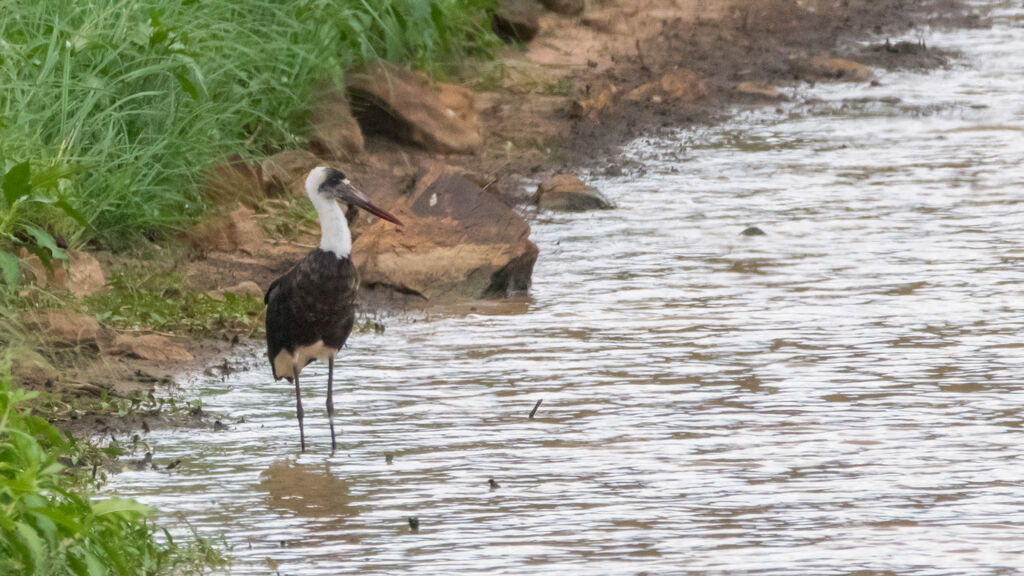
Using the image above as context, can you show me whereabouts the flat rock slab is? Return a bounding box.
[347,60,482,154]
[353,163,538,300]
[535,174,612,211]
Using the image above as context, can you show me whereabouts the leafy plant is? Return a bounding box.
[86,270,265,336]
[0,372,168,574]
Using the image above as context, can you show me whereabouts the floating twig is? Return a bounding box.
[529,399,543,420]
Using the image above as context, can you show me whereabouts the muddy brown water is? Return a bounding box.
[107,6,1024,574]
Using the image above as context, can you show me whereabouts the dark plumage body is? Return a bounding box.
[262,166,401,452]
[265,249,358,380]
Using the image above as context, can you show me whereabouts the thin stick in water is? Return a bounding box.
[529,399,543,419]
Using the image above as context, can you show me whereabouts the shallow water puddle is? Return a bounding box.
[107,4,1024,574]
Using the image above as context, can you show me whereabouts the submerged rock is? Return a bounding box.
[741,226,766,236]
[534,174,612,212]
[352,163,538,300]
[347,60,481,154]
[494,0,541,43]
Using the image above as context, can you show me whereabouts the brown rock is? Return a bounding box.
[347,60,481,154]
[262,150,320,197]
[494,0,541,43]
[737,81,782,98]
[21,310,100,348]
[809,57,874,82]
[535,174,612,212]
[67,250,106,296]
[310,87,364,161]
[540,0,584,15]
[192,205,264,255]
[108,334,193,363]
[352,163,538,300]
[20,250,67,291]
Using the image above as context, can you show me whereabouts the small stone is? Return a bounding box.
[535,174,613,212]
[67,250,106,296]
[408,517,420,532]
[741,226,766,236]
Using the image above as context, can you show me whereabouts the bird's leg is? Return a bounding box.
[327,355,336,452]
[293,367,306,452]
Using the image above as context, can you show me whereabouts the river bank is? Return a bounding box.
[10,0,985,437]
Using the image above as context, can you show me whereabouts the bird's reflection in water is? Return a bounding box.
[259,460,358,533]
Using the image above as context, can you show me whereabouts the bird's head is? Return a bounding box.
[305,166,402,226]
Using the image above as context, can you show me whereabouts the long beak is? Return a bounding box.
[329,181,403,226]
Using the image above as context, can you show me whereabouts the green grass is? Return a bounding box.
[0,0,499,255]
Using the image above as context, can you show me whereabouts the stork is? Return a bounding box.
[264,166,402,452]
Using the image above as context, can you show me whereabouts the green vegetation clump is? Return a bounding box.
[0,0,498,255]
[86,270,265,336]
[0,371,226,574]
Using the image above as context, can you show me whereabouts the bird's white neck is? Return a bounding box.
[310,191,351,258]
